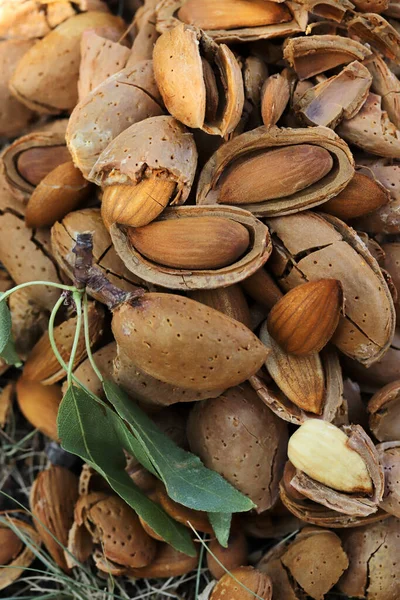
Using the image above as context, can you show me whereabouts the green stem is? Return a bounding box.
[47,295,68,373]
[83,293,104,383]
[0,281,77,303]
[67,292,83,386]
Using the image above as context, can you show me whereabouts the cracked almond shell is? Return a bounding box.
[113,348,224,406]
[376,441,400,517]
[197,126,354,217]
[51,208,145,301]
[0,212,62,311]
[9,288,48,360]
[89,116,197,206]
[338,92,400,158]
[367,53,400,129]
[253,326,344,422]
[283,35,372,80]
[112,294,269,390]
[156,0,308,43]
[338,517,400,599]
[67,61,164,179]
[1,120,69,202]
[266,211,396,366]
[294,60,372,129]
[110,205,272,290]
[368,380,400,441]
[346,12,400,62]
[9,12,125,114]
[258,527,349,600]
[78,30,130,101]
[23,302,104,384]
[286,424,384,518]
[0,514,42,591]
[30,466,79,571]
[187,383,288,512]
[153,24,244,136]
[77,493,157,569]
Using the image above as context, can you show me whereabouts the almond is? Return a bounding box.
[16,379,62,440]
[177,0,292,30]
[17,146,71,187]
[267,279,343,355]
[131,543,199,578]
[210,566,273,600]
[189,285,252,329]
[22,303,104,384]
[30,466,79,571]
[0,517,42,591]
[322,172,390,220]
[128,216,250,270]
[25,161,92,229]
[288,419,373,494]
[218,145,333,205]
[207,531,248,580]
[156,483,213,533]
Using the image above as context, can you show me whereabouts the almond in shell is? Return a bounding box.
[0,514,42,591]
[30,466,79,571]
[16,379,62,440]
[210,566,272,600]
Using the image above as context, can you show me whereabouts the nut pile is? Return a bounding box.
[2,0,400,598]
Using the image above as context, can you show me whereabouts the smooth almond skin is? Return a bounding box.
[128,217,250,270]
[130,543,199,578]
[178,0,292,30]
[267,279,343,355]
[322,172,390,220]
[16,379,62,441]
[25,162,92,228]
[30,466,79,571]
[210,566,273,600]
[207,532,248,580]
[156,485,213,533]
[17,146,71,187]
[288,420,373,494]
[218,145,334,205]
[10,12,125,114]
[112,294,269,391]
[241,267,283,310]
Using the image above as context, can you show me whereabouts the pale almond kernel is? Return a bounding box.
[218,144,333,205]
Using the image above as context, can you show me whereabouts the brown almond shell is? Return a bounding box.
[153,24,244,136]
[155,1,308,43]
[9,12,125,114]
[0,212,62,311]
[249,344,344,424]
[110,205,272,290]
[283,35,372,80]
[113,348,223,406]
[338,92,400,158]
[89,116,197,206]
[67,62,164,179]
[197,125,355,217]
[338,516,400,599]
[187,383,288,513]
[375,441,400,517]
[368,380,400,441]
[30,466,79,571]
[346,12,400,62]
[266,211,396,366]
[0,515,42,591]
[1,120,68,202]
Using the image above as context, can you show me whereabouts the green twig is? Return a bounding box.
[48,295,70,373]
[0,281,77,303]
[83,293,103,383]
[67,292,83,386]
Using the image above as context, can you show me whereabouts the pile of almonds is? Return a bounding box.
[3,0,400,598]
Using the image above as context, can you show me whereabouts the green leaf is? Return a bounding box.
[0,300,12,353]
[57,385,195,557]
[208,513,232,548]
[1,338,22,367]
[103,380,255,514]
